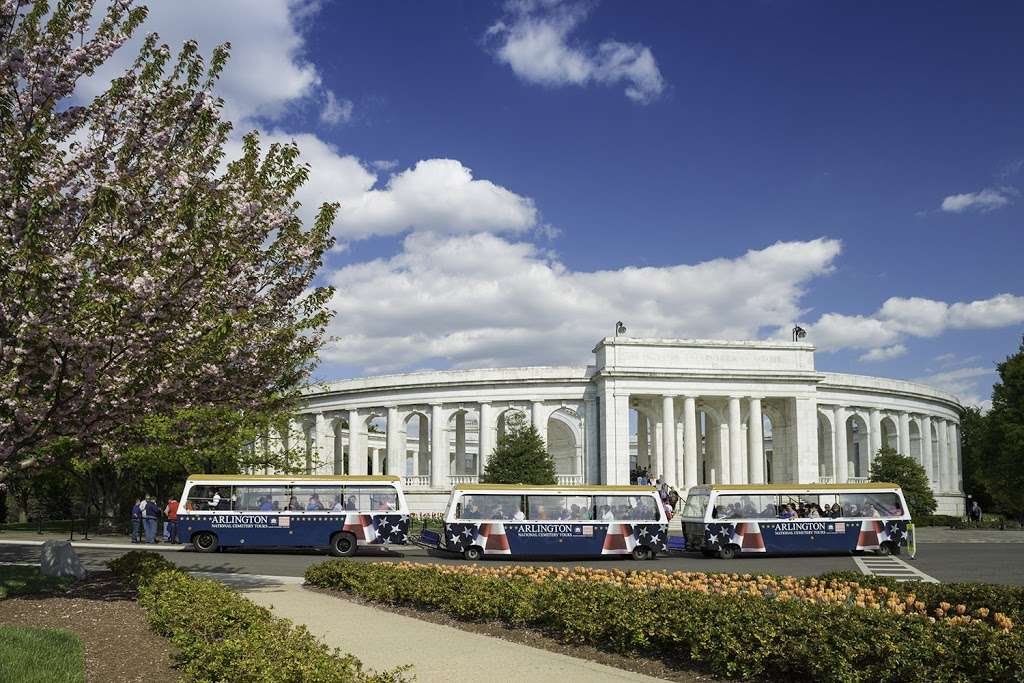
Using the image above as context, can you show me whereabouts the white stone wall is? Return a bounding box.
[283,338,965,514]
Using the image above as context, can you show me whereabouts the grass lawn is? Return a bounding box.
[0,625,85,683]
[0,565,72,599]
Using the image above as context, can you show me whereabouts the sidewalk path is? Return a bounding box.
[242,582,665,683]
[914,527,1024,544]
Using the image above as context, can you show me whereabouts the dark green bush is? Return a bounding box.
[305,561,1024,682]
[110,552,406,682]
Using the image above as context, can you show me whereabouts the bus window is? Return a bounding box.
[681,493,709,518]
[839,492,903,518]
[186,485,231,511]
[527,495,572,520]
[565,495,593,520]
[234,485,290,511]
[593,495,639,521]
[290,486,342,512]
[365,487,398,512]
[714,495,776,519]
[459,494,523,519]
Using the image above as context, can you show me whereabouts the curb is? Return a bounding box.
[0,539,188,552]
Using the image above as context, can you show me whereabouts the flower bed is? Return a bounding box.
[305,560,1024,682]
[110,552,407,682]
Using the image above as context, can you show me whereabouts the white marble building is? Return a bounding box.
[281,338,964,514]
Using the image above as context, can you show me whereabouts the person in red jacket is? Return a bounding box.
[163,497,179,544]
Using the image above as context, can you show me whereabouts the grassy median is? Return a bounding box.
[0,625,85,683]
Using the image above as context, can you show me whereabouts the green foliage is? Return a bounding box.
[959,405,994,510]
[305,560,1024,682]
[480,412,556,485]
[0,625,84,683]
[108,552,407,683]
[978,337,1024,517]
[869,446,937,518]
[0,565,73,599]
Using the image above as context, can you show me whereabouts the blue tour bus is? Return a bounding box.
[439,484,669,560]
[680,483,911,559]
[178,474,410,556]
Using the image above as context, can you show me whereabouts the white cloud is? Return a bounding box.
[371,160,399,172]
[80,0,322,124]
[486,1,666,104]
[320,90,353,125]
[858,345,907,362]
[913,367,994,410]
[940,187,1015,213]
[319,235,841,372]
[336,159,539,240]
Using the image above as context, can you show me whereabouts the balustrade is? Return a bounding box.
[402,475,430,488]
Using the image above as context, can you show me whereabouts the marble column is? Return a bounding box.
[347,409,366,475]
[418,413,429,477]
[868,408,882,466]
[386,407,402,476]
[637,415,649,471]
[584,397,600,485]
[899,412,911,456]
[478,402,493,475]
[921,416,934,484]
[661,395,677,487]
[683,396,698,488]
[747,397,765,484]
[314,412,333,474]
[455,411,467,475]
[371,448,380,475]
[728,397,742,484]
[833,406,848,483]
[937,419,950,492]
[431,404,447,488]
[530,401,547,447]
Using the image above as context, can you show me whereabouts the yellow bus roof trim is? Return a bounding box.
[454,484,656,492]
[185,475,400,482]
[689,482,901,491]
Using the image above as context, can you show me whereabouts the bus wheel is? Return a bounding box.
[631,545,653,561]
[463,546,483,561]
[192,532,218,553]
[877,542,899,556]
[718,545,738,560]
[330,532,357,557]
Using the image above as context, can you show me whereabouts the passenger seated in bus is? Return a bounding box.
[259,497,274,511]
[599,505,615,521]
[306,494,324,511]
[287,496,302,512]
[376,497,394,512]
[345,496,358,511]
[759,503,777,517]
[869,505,882,518]
[464,501,481,518]
[209,490,221,510]
[331,497,344,512]
[807,505,821,518]
[512,507,526,520]
[829,503,842,518]
[779,505,797,519]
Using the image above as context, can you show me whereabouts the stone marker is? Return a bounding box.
[40,540,87,579]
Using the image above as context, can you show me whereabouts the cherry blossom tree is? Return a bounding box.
[0,0,336,471]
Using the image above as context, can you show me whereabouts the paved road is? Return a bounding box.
[2,542,1022,584]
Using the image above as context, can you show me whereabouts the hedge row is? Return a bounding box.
[109,552,407,683]
[915,514,1023,529]
[305,560,1024,682]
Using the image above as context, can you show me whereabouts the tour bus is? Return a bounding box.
[439,484,669,560]
[178,475,410,556]
[680,483,911,559]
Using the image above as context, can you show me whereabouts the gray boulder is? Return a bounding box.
[39,540,87,580]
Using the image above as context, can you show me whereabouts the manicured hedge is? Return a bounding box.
[305,561,1024,682]
[109,552,407,683]
[818,571,1024,625]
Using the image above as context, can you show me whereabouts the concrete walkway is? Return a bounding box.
[242,582,664,683]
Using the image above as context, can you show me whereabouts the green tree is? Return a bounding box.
[480,412,556,485]
[1,1,336,471]
[980,337,1024,518]
[869,446,937,518]
[959,404,993,511]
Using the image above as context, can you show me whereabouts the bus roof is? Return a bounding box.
[454,483,657,493]
[690,482,901,492]
[185,474,400,483]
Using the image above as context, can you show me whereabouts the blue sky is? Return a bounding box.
[98,1,1024,406]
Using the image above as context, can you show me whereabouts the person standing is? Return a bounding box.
[163,497,179,544]
[971,500,983,525]
[130,498,143,543]
[142,495,159,544]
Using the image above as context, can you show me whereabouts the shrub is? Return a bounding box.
[110,552,407,682]
[305,560,1024,682]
